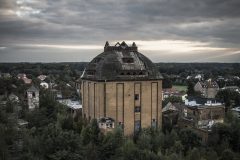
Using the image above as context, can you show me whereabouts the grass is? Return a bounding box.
[172,85,188,92]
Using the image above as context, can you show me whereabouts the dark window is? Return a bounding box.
[118,122,124,129]
[134,106,141,112]
[135,120,141,132]
[152,119,157,128]
[87,70,95,75]
[122,57,134,63]
[134,94,139,100]
[32,92,35,97]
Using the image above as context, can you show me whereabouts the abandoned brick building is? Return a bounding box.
[80,41,163,135]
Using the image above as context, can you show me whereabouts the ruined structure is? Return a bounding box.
[80,41,163,135]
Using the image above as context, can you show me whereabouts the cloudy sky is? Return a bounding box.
[0,0,240,62]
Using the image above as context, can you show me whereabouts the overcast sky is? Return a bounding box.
[0,0,240,62]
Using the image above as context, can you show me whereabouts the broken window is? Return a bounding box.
[134,120,141,132]
[152,119,157,128]
[134,94,139,100]
[134,106,141,112]
[122,57,134,63]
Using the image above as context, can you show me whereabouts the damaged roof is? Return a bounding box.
[81,41,163,81]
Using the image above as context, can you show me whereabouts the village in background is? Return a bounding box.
[0,62,240,160]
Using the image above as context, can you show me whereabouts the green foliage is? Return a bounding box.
[186,80,202,97]
[179,128,201,153]
[1,80,240,160]
[220,149,234,160]
[163,96,183,107]
[163,77,173,89]
[188,148,201,160]
[209,113,240,153]
[0,104,18,160]
[216,90,240,109]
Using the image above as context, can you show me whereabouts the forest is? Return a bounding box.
[1,89,240,160]
[1,63,240,160]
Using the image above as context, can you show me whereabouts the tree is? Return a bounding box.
[179,128,201,153]
[98,127,124,160]
[80,119,102,146]
[163,96,183,107]
[186,80,201,96]
[188,148,201,160]
[216,90,240,111]
[163,77,173,89]
[220,149,234,160]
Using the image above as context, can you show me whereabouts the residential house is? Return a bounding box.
[57,99,82,117]
[17,73,32,84]
[162,88,185,100]
[179,96,225,143]
[185,96,223,107]
[40,81,49,89]
[181,105,225,130]
[221,86,240,93]
[26,86,39,109]
[162,102,183,127]
[194,79,219,98]
[37,75,47,81]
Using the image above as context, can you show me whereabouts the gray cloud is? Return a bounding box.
[0,0,240,62]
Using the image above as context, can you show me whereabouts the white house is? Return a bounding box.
[40,81,49,89]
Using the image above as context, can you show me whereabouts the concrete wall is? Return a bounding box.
[81,80,162,135]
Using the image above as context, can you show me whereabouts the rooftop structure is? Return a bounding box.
[194,79,219,98]
[81,41,163,135]
[81,41,162,81]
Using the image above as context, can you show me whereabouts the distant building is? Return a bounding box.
[181,104,225,130]
[57,99,82,117]
[22,78,32,84]
[194,79,219,98]
[8,93,19,103]
[162,88,185,100]
[26,86,39,109]
[40,81,49,89]
[81,41,163,135]
[37,75,47,81]
[98,117,115,133]
[185,96,223,107]
[231,107,240,119]
[221,86,240,93]
[179,96,225,143]
[162,102,182,127]
[1,73,11,79]
[17,73,32,84]
[17,73,27,79]
[194,74,204,81]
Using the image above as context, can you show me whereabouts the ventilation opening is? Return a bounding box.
[87,70,95,75]
[122,57,134,63]
[93,58,102,63]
